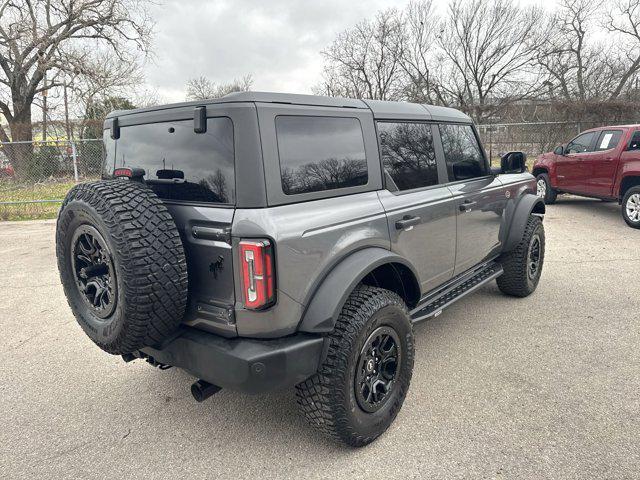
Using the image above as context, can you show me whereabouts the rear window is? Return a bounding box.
[377,121,438,191]
[594,130,623,151]
[275,116,368,195]
[103,117,235,204]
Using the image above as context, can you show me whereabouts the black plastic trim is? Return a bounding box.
[137,328,324,394]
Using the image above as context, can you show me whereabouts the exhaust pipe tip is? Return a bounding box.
[191,379,221,402]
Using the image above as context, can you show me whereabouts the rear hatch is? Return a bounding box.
[103,116,237,336]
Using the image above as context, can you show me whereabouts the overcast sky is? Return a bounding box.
[144,0,552,103]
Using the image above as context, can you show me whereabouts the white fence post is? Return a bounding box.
[71,141,79,183]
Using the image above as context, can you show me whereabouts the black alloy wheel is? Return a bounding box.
[355,326,401,413]
[71,225,118,319]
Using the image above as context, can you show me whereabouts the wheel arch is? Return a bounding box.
[532,166,549,177]
[619,175,640,200]
[297,248,420,334]
[503,194,545,252]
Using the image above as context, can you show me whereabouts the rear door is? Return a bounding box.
[587,129,625,197]
[376,121,457,294]
[556,131,599,192]
[438,123,507,275]
[108,106,245,336]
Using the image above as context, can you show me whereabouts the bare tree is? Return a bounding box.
[316,9,405,100]
[537,0,602,100]
[67,51,145,139]
[537,0,640,102]
[0,0,153,174]
[397,0,443,104]
[605,0,640,99]
[185,75,253,101]
[436,0,546,121]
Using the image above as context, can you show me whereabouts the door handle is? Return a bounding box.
[459,200,477,212]
[395,215,421,230]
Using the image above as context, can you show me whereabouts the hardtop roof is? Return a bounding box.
[582,124,640,132]
[106,91,473,124]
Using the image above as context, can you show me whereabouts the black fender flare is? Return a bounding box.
[298,247,420,334]
[503,194,545,252]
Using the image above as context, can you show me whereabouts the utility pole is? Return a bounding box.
[63,79,72,141]
[42,72,48,141]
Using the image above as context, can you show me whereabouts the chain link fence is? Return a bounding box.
[1,119,639,220]
[476,120,638,165]
[0,139,104,221]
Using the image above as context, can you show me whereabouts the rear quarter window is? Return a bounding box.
[594,130,623,151]
[104,117,235,204]
[275,116,368,195]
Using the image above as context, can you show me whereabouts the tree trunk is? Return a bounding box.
[5,99,34,180]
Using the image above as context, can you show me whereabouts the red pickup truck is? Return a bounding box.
[533,125,640,228]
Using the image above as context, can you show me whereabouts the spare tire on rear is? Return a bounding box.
[56,180,188,355]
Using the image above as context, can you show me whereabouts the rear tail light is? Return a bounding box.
[239,239,275,310]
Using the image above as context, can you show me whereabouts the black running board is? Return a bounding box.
[410,261,503,323]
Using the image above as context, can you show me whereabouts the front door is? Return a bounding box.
[447,177,508,274]
[438,123,507,275]
[376,121,457,295]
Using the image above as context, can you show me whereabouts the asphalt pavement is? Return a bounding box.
[1,196,638,479]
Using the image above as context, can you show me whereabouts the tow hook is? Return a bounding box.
[191,379,221,402]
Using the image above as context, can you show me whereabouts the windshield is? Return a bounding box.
[103,117,235,204]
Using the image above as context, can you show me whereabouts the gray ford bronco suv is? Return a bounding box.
[56,92,546,447]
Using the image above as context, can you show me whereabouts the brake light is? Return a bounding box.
[114,167,133,177]
[239,239,275,309]
[113,167,145,179]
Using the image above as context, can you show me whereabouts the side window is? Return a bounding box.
[377,122,438,191]
[628,131,640,151]
[275,116,368,195]
[439,124,486,181]
[566,132,597,154]
[594,130,623,151]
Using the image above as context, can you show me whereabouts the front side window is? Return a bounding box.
[276,116,368,195]
[439,124,486,181]
[628,131,640,151]
[594,130,623,152]
[566,131,597,154]
[106,117,235,204]
[377,122,438,191]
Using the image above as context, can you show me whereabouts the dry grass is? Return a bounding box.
[0,180,76,221]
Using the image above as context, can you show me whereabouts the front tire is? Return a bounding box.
[296,286,414,447]
[622,186,640,229]
[536,173,557,205]
[497,215,545,297]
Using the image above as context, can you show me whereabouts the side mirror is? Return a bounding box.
[500,151,527,174]
[553,145,565,155]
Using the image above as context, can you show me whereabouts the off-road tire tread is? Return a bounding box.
[496,215,544,297]
[56,180,188,354]
[295,285,413,447]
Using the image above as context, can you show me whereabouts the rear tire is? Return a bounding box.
[296,286,414,447]
[621,186,640,229]
[56,180,188,355]
[497,215,545,297]
[536,173,557,205]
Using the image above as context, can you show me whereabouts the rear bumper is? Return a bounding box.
[136,328,325,394]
